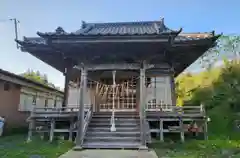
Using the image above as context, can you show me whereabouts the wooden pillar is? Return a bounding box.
[139,68,146,147]
[76,67,87,147]
[62,67,70,107]
[170,69,176,106]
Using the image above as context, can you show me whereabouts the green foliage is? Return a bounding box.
[21,69,49,85]
[199,35,240,69]
[176,35,240,139]
[20,69,60,90]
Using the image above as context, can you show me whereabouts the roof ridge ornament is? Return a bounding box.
[81,21,87,29]
[55,27,65,35]
[211,30,215,36]
[158,17,165,32]
[160,17,164,23]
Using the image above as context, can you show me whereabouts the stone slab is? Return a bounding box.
[58,149,158,158]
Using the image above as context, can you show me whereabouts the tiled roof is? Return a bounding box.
[23,37,46,45]
[37,19,181,37]
[75,20,174,35]
[18,32,217,45]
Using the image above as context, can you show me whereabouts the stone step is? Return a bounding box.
[92,115,139,119]
[82,142,141,149]
[90,118,139,124]
[91,117,139,121]
[88,122,140,127]
[93,112,139,116]
[87,127,140,132]
[84,136,140,142]
[86,131,141,137]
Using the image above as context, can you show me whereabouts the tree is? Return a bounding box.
[176,35,240,106]
[199,35,240,69]
[20,69,57,89]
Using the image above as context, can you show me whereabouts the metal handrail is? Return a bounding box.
[81,104,93,145]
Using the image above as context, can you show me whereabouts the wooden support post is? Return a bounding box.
[49,119,55,142]
[27,120,34,142]
[69,118,74,141]
[160,119,164,142]
[180,118,185,143]
[27,103,36,142]
[76,67,87,147]
[204,118,208,140]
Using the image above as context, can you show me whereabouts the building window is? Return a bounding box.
[45,99,48,107]
[32,96,36,105]
[3,82,10,91]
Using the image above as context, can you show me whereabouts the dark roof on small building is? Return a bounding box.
[0,69,63,94]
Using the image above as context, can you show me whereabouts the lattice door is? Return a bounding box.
[97,76,138,111]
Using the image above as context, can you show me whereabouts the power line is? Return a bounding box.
[0,18,20,49]
[10,18,20,49]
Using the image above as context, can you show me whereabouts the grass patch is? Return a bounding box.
[0,134,74,158]
[150,139,240,157]
[150,105,240,157]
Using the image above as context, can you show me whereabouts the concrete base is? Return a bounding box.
[138,145,148,151]
[73,145,83,151]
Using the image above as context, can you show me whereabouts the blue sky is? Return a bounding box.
[0,0,239,88]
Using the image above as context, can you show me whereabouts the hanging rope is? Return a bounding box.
[110,70,116,132]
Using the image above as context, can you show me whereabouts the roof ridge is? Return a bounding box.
[83,20,163,27]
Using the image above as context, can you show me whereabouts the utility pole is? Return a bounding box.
[9,18,20,49]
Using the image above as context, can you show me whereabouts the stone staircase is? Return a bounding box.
[82,111,142,149]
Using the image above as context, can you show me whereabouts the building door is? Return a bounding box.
[98,77,137,112]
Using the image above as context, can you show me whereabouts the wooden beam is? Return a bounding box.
[74,63,171,71]
[75,63,141,71]
[51,38,169,44]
